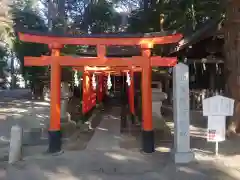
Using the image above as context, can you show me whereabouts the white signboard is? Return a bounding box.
[202,95,234,155]
[203,95,234,116]
[207,116,226,142]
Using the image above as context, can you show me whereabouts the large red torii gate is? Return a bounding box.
[18,31,182,154]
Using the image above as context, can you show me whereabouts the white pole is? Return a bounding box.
[9,125,23,164]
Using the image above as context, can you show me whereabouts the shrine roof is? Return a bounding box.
[170,17,224,54]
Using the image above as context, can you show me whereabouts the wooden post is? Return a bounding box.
[121,73,127,132]
[129,70,135,124]
[82,71,89,114]
[97,73,103,103]
[141,49,154,153]
[48,44,62,153]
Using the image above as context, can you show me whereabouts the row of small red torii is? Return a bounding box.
[75,67,134,114]
[18,31,182,154]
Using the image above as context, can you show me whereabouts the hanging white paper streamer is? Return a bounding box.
[74,70,79,87]
[107,73,112,90]
[126,72,131,86]
[92,73,96,90]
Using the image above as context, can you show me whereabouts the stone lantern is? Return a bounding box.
[43,82,72,123]
[60,82,72,122]
[151,81,167,129]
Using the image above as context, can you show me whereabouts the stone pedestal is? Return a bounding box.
[172,63,194,164]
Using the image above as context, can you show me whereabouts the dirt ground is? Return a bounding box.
[118,115,172,152]
[3,90,240,179]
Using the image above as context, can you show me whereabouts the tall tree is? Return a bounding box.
[0,0,13,46]
[224,0,240,135]
[0,0,15,88]
[48,0,66,33]
[77,0,121,33]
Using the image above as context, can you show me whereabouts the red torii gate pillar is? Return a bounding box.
[48,44,62,153]
[141,48,154,153]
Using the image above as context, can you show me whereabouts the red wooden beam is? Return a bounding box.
[59,56,141,66]
[24,56,177,67]
[72,66,143,72]
[24,56,51,66]
[24,56,141,67]
[18,32,183,46]
[151,57,177,67]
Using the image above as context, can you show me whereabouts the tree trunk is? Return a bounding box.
[224,0,240,136]
[48,0,57,31]
[57,0,66,33]
[10,54,14,89]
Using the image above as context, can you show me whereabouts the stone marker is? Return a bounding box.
[173,63,194,163]
[9,125,23,164]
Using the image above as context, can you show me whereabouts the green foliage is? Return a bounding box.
[7,0,225,85]
[0,0,14,87]
[0,0,14,48]
[128,0,223,33]
[0,46,6,59]
[0,57,8,87]
[11,3,49,83]
[66,0,121,33]
[79,0,121,33]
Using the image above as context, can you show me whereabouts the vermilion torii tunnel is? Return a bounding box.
[18,30,182,154]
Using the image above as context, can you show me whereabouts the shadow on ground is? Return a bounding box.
[0,98,50,146]
[162,105,240,159]
[1,93,240,179]
[5,147,240,180]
